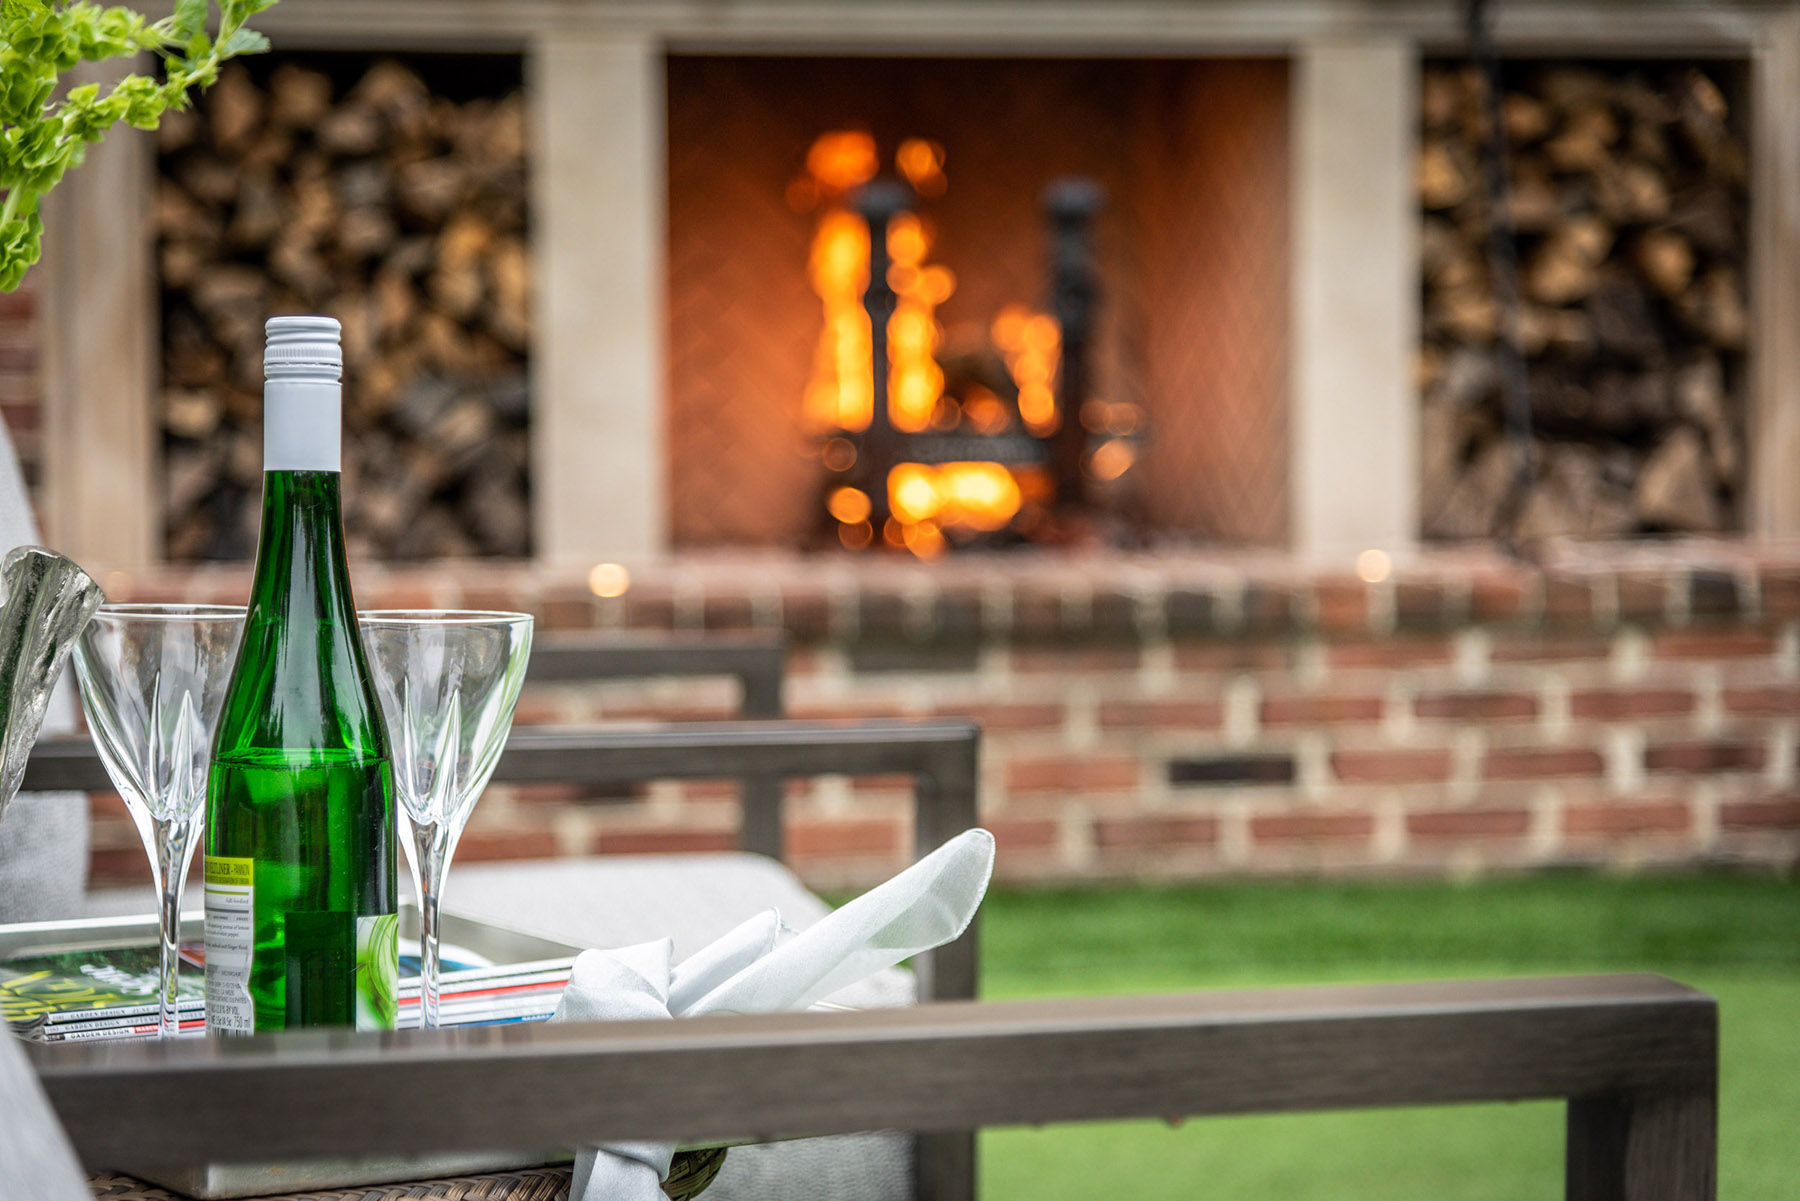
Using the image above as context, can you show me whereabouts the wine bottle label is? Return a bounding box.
[202,856,256,1037]
[355,913,400,1031]
[264,378,342,472]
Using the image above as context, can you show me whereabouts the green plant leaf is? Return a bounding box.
[170,0,208,39]
[0,0,280,289]
[0,0,50,24]
[219,26,268,56]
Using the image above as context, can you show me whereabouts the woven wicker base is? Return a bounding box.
[662,1146,726,1200]
[88,1168,573,1201]
[90,1149,726,1201]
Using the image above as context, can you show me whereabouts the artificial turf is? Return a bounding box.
[975,872,1799,1199]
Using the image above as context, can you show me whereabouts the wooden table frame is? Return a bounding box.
[20,973,1715,1201]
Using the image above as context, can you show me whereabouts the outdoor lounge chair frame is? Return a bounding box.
[21,708,983,1200]
[520,633,790,858]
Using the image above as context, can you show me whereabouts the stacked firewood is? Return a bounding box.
[156,58,530,560]
[1419,64,1748,541]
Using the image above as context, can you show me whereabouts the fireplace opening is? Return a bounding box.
[156,50,531,561]
[666,55,1291,553]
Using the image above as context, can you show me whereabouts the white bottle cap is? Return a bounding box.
[264,315,343,381]
[263,315,342,472]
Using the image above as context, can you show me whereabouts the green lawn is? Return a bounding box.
[975,874,1800,1200]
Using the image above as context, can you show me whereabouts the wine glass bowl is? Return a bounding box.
[72,603,245,1039]
[359,609,532,1029]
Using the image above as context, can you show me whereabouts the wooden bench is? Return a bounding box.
[16,972,1716,1201]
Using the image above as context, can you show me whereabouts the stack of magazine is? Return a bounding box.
[395,950,573,1028]
[1,941,575,1041]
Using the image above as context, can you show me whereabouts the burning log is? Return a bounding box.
[157,58,531,561]
[1419,63,1748,541]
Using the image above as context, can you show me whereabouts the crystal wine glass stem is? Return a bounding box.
[152,815,194,1040]
[411,819,450,1030]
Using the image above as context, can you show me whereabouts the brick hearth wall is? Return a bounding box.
[0,281,39,498]
[84,545,1800,891]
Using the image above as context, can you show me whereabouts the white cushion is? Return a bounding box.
[449,853,916,1201]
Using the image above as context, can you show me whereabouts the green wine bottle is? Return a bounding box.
[204,316,399,1034]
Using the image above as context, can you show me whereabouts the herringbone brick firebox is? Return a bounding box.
[87,546,1800,889]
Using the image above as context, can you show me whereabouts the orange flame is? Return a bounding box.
[826,486,872,525]
[888,462,1022,534]
[992,304,1061,435]
[896,138,947,198]
[804,209,872,430]
[802,131,954,435]
[803,132,1041,554]
[806,131,879,191]
[1087,439,1136,481]
[887,212,954,432]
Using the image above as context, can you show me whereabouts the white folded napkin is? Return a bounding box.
[550,828,996,1200]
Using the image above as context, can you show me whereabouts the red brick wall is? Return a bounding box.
[84,545,1800,890]
[0,281,40,497]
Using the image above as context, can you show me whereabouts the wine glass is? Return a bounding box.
[72,604,245,1039]
[359,609,532,1029]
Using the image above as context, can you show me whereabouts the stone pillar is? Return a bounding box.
[1290,39,1418,562]
[38,96,157,571]
[1750,8,1800,537]
[530,34,668,565]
